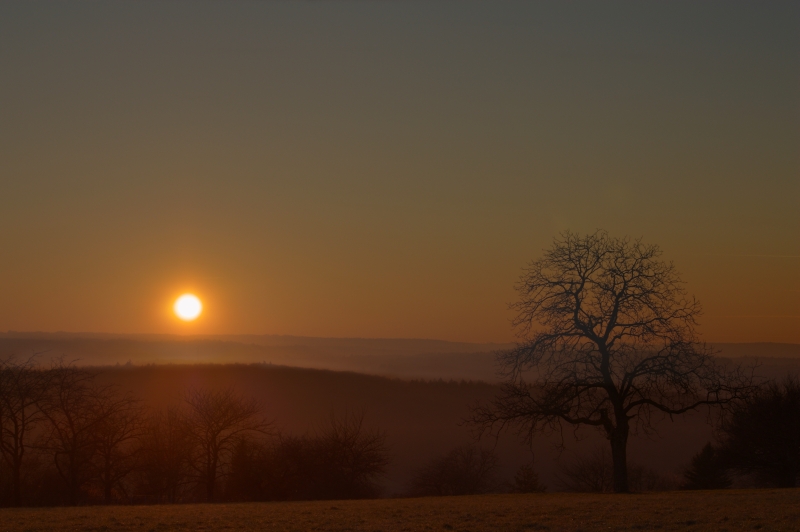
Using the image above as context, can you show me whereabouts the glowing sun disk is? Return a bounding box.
[174,294,202,321]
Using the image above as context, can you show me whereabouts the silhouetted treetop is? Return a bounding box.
[505,230,701,374]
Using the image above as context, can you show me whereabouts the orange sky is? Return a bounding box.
[0,2,797,343]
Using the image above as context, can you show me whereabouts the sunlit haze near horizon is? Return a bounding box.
[0,1,797,343]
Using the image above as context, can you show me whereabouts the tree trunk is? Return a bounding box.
[104,472,113,504]
[103,458,112,504]
[206,462,216,502]
[69,475,78,506]
[610,418,630,493]
[207,451,218,502]
[67,460,77,505]
[12,462,21,506]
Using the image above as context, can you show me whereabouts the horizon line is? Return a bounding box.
[0,330,797,347]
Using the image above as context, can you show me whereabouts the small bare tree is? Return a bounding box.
[39,360,137,505]
[135,407,192,503]
[471,230,754,492]
[0,356,50,506]
[183,387,271,502]
[39,362,131,505]
[309,411,389,499]
[409,444,499,497]
[92,393,144,503]
[555,447,614,493]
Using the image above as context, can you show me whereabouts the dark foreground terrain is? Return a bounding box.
[1,490,798,532]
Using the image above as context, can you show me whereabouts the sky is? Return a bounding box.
[0,1,797,343]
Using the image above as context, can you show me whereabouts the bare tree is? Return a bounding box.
[471,230,754,492]
[309,411,389,499]
[135,407,192,503]
[39,363,128,505]
[225,437,271,501]
[226,412,388,502]
[92,393,144,503]
[183,387,271,502]
[409,444,499,497]
[0,356,49,506]
[555,447,614,493]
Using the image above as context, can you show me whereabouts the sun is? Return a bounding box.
[174,294,203,321]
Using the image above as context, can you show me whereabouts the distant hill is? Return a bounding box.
[0,332,509,381]
[0,333,797,382]
[89,363,713,493]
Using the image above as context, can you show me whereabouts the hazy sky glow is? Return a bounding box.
[1,1,797,343]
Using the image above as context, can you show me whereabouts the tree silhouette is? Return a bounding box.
[555,447,614,492]
[681,442,731,490]
[308,411,389,499]
[719,376,800,488]
[135,407,192,503]
[183,387,271,502]
[39,363,130,505]
[510,461,546,493]
[225,412,388,501]
[471,230,754,492]
[92,394,144,503]
[0,356,49,506]
[409,444,499,496]
[225,437,270,501]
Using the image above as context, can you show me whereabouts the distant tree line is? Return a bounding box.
[0,357,390,506]
[0,357,547,507]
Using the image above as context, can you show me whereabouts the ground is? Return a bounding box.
[0,490,798,531]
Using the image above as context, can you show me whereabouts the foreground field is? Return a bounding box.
[1,490,798,532]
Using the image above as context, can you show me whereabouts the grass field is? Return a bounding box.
[0,490,798,532]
